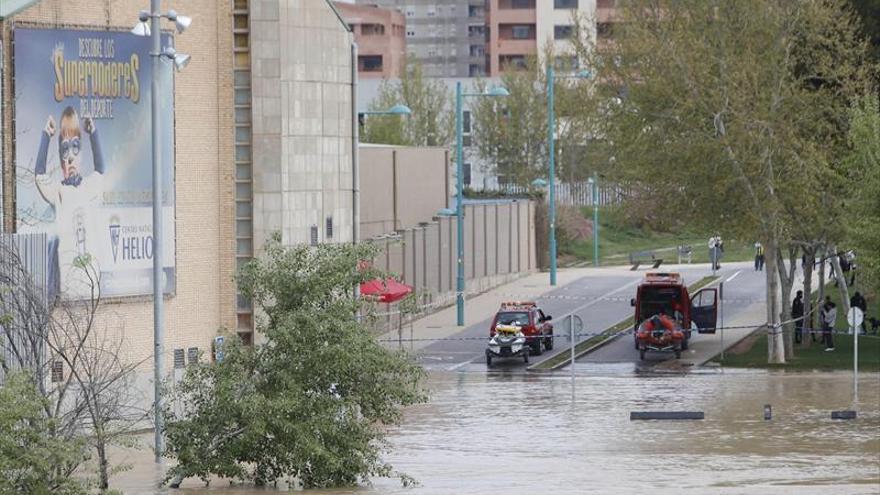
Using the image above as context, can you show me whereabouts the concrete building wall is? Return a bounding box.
[535,0,596,69]
[250,0,354,248]
[368,199,537,333]
[335,2,406,78]
[0,0,237,370]
[358,144,449,239]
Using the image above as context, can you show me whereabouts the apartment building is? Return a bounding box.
[335,2,407,78]
[355,0,490,77]
[488,0,596,75]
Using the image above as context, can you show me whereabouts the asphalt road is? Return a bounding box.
[416,261,768,372]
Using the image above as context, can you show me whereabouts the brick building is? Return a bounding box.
[0,0,357,369]
[334,2,406,78]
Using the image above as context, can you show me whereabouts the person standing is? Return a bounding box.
[754,242,765,271]
[821,297,837,351]
[792,290,804,344]
[850,291,868,334]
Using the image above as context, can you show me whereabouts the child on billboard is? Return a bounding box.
[34,105,106,299]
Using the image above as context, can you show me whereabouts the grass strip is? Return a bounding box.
[530,275,719,370]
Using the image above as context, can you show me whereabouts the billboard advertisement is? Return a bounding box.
[14,28,176,299]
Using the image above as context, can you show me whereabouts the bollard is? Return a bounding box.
[630,411,704,420]
[831,410,857,420]
[763,404,772,421]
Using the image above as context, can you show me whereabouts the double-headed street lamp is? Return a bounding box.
[546,65,591,285]
[131,0,191,463]
[447,82,508,326]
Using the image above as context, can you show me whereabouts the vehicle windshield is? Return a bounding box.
[638,287,684,320]
[496,311,529,327]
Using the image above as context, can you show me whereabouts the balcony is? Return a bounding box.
[498,23,536,40]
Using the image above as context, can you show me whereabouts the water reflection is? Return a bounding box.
[114,370,880,494]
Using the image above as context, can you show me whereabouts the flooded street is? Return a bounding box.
[117,369,880,494]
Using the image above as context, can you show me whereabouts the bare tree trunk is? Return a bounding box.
[802,244,815,348]
[829,247,851,317]
[96,434,109,490]
[776,245,798,360]
[818,245,826,309]
[765,238,786,363]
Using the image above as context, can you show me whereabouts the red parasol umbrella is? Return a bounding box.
[359,277,413,304]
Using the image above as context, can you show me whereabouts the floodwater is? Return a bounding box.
[114,369,880,495]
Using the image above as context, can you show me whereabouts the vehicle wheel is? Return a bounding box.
[523,349,530,364]
[532,341,543,356]
[545,335,554,351]
[639,348,646,361]
[486,350,493,368]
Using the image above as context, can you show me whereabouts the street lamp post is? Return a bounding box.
[590,172,599,266]
[452,82,508,326]
[132,1,191,463]
[546,66,591,283]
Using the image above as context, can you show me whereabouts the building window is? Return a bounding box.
[462,135,472,147]
[554,25,573,40]
[468,5,484,17]
[427,5,436,16]
[554,55,579,71]
[405,6,414,17]
[51,360,64,382]
[511,25,533,40]
[499,55,527,69]
[503,0,535,8]
[406,30,415,37]
[554,0,578,8]
[470,45,485,57]
[359,55,384,72]
[463,111,472,133]
[310,226,319,246]
[463,163,472,186]
[326,217,334,239]
[469,64,486,77]
[597,22,614,39]
[187,347,200,365]
[361,24,385,36]
[468,25,486,38]
[174,349,186,369]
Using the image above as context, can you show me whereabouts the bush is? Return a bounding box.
[0,373,89,494]
[163,236,427,488]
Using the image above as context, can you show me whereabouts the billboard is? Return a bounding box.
[14,28,176,299]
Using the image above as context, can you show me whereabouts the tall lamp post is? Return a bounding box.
[547,66,591,284]
[449,82,508,326]
[131,1,191,463]
[589,172,599,266]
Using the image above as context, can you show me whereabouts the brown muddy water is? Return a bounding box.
[113,369,880,494]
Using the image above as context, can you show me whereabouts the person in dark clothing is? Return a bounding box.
[850,291,868,334]
[792,290,804,344]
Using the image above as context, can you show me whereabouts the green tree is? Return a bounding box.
[471,61,548,186]
[0,372,89,494]
[362,61,453,146]
[848,95,880,291]
[163,236,427,488]
[572,0,876,362]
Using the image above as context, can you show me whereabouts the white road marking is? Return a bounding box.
[447,359,475,371]
[725,270,742,283]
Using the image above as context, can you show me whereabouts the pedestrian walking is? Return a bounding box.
[850,291,867,335]
[792,290,804,344]
[821,297,836,351]
[754,242,765,271]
